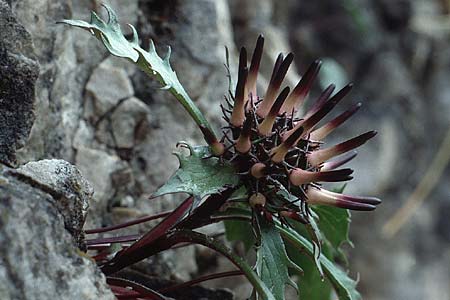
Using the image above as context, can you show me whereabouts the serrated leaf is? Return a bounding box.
[218,207,361,300]
[58,4,218,145]
[152,145,239,200]
[277,222,361,300]
[312,205,353,260]
[286,242,332,300]
[256,216,302,300]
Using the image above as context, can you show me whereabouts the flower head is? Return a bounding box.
[220,35,380,221]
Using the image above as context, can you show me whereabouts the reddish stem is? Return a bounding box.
[86,234,141,246]
[158,270,244,293]
[85,211,173,234]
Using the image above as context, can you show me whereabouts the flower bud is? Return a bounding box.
[249,192,266,208]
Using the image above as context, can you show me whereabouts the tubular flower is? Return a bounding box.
[219,35,380,221]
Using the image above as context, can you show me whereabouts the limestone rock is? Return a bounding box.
[0,1,39,166]
[73,119,95,150]
[0,164,115,300]
[85,64,134,120]
[13,159,92,247]
[11,0,106,162]
[111,97,150,149]
[99,54,138,77]
[75,147,131,221]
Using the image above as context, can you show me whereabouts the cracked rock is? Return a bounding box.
[0,163,115,300]
[85,64,134,120]
[0,1,39,166]
[111,97,151,149]
[75,147,131,222]
[12,159,92,247]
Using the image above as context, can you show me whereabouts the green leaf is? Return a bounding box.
[277,222,361,300]
[256,217,302,300]
[58,4,218,145]
[217,207,360,299]
[286,243,332,300]
[152,144,239,200]
[224,220,255,252]
[312,206,353,260]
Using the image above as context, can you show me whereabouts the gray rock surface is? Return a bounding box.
[13,159,92,248]
[0,1,39,166]
[0,163,115,300]
[85,64,134,121]
[111,97,150,149]
[11,0,106,162]
[75,147,130,225]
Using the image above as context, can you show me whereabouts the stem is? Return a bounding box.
[102,230,275,300]
[157,270,243,293]
[107,277,171,300]
[166,230,275,300]
[85,211,172,234]
[86,234,141,246]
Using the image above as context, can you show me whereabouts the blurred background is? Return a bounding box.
[6,0,449,299]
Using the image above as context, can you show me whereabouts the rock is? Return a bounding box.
[11,159,92,247]
[111,97,150,149]
[73,119,95,150]
[11,0,106,162]
[138,0,237,125]
[100,55,138,77]
[100,0,139,27]
[75,147,131,224]
[85,64,134,120]
[0,1,39,166]
[229,0,299,89]
[0,163,115,300]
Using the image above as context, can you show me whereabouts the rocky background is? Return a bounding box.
[1,0,449,299]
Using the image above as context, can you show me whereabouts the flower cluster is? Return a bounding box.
[217,35,381,222]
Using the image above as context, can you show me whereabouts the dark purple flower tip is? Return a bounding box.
[339,194,382,205]
[247,35,265,98]
[257,53,294,117]
[321,151,358,171]
[320,188,381,207]
[306,187,379,211]
[283,85,351,143]
[289,168,353,185]
[308,130,377,167]
[334,130,378,153]
[231,65,248,127]
[310,102,362,140]
[281,59,322,114]
[303,83,353,128]
[269,53,284,84]
[315,168,354,182]
[335,200,377,211]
